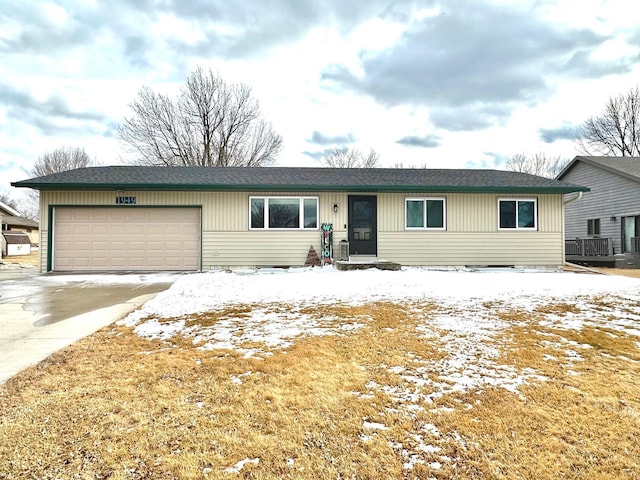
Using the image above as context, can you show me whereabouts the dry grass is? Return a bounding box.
[0,249,39,267]
[592,266,640,279]
[1,300,640,479]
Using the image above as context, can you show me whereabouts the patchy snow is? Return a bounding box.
[121,267,640,371]
[224,458,259,473]
[121,267,640,323]
[363,420,389,430]
[116,267,640,473]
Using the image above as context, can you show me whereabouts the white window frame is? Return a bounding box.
[249,196,319,230]
[404,197,447,230]
[497,198,538,230]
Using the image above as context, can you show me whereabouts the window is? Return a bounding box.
[250,196,318,229]
[498,199,537,230]
[622,216,640,252]
[405,198,446,230]
[587,218,600,236]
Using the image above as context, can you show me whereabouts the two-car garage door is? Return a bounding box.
[52,207,201,271]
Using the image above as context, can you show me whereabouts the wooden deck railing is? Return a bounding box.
[565,237,613,256]
[633,237,640,254]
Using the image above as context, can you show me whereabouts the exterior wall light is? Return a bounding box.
[333,204,339,213]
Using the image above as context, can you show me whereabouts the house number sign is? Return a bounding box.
[116,196,137,205]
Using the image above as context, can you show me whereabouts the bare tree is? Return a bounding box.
[20,147,93,220]
[29,147,92,177]
[119,67,283,167]
[505,153,569,179]
[392,162,428,169]
[0,192,20,212]
[322,146,380,168]
[576,85,640,156]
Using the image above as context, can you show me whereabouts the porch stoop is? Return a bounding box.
[334,256,401,271]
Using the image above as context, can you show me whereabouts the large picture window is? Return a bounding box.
[405,198,446,230]
[498,199,537,230]
[250,196,318,230]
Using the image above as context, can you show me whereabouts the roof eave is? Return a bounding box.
[558,156,640,184]
[10,182,589,194]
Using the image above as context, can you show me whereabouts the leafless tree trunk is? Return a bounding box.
[505,153,569,178]
[119,67,283,167]
[577,86,640,156]
[322,147,380,168]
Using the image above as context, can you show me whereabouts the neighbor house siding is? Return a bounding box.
[561,162,640,254]
[39,190,565,271]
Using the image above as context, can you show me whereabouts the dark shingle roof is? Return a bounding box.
[2,231,31,244]
[2,215,39,229]
[12,166,588,194]
[558,156,640,183]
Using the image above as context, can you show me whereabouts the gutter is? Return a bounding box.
[10,182,591,195]
[563,191,583,205]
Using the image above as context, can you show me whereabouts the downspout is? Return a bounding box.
[563,191,583,205]
[562,191,584,268]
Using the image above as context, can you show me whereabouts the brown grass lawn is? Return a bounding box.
[1,300,640,479]
[0,249,39,267]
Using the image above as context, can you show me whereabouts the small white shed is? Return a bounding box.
[2,232,32,256]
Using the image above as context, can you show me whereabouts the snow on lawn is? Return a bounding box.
[120,267,640,473]
[123,266,640,320]
[121,266,640,390]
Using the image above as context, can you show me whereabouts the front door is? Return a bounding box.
[348,195,377,255]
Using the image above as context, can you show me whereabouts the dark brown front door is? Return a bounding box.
[348,195,377,255]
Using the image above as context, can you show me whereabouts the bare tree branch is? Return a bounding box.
[119,68,282,167]
[576,85,640,156]
[19,147,93,220]
[29,146,92,177]
[505,152,569,178]
[322,146,381,168]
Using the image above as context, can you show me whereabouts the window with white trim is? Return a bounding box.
[405,198,446,230]
[250,196,318,229]
[498,199,537,230]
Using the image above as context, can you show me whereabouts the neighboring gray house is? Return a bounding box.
[558,156,640,261]
[12,166,587,273]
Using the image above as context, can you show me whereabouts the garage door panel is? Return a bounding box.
[53,207,200,271]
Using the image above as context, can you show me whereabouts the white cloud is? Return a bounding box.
[2,0,640,194]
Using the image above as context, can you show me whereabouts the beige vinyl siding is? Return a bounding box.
[40,190,346,271]
[39,190,565,271]
[377,193,563,266]
[39,229,48,270]
[203,231,321,268]
[378,232,562,266]
[40,191,346,232]
[378,193,562,232]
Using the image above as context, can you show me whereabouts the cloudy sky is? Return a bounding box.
[2,0,640,196]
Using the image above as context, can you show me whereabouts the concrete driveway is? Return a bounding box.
[0,270,179,384]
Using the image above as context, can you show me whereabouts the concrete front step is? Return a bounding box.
[335,259,401,271]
